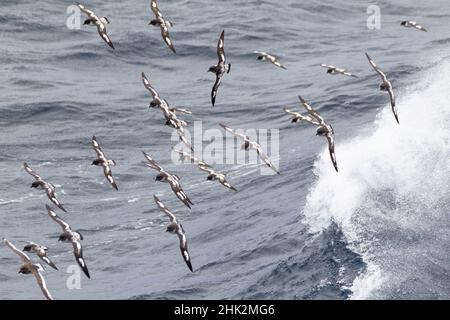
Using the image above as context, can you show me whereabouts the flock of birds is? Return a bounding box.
[2,0,429,300]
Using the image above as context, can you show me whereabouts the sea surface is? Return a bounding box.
[0,0,449,300]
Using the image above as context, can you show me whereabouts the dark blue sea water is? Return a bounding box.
[0,0,449,300]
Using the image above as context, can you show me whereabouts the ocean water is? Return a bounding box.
[0,0,449,300]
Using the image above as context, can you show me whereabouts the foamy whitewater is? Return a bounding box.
[303,59,450,299]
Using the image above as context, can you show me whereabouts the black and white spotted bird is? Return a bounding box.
[298,96,338,172]
[365,53,398,124]
[208,30,231,106]
[219,123,280,175]
[3,238,53,300]
[46,205,90,279]
[173,149,237,191]
[142,151,194,209]
[23,241,58,270]
[91,136,118,190]
[78,3,115,50]
[24,162,67,212]
[400,21,427,32]
[153,195,193,272]
[149,0,176,53]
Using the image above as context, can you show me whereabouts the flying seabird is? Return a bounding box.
[153,195,193,272]
[78,3,115,50]
[320,64,357,78]
[3,238,53,300]
[173,149,237,191]
[400,21,427,32]
[208,30,231,106]
[365,53,398,124]
[91,136,118,190]
[141,72,187,131]
[24,162,67,212]
[142,151,194,209]
[283,108,321,125]
[219,123,280,175]
[253,51,286,69]
[149,0,176,53]
[46,205,90,279]
[23,241,58,270]
[298,96,338,172]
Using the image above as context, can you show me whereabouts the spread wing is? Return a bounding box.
[177,130,194,152]
[211,73,222,107]
[40,255,58,271]
[272,60,286,70]
[31,268,53,300]
[71,240,90,279]
[142,151,164,172]
[177,225,193,272]
[326,133,338,172]
[150,0,163,19]
[92,136,106,160]
[255,146,280,175]
[102,164,118,190]
[44,186,67,212]
[298,96,325,125]
[219,178,237,191]
[170,107,192,115]
[142,72,161,101]
[77,3,97,19]
[97,23,115,50]
[3,238,32,264]
[321,64,335,70]
[46,205,71,232]
[168,178,193,209]
[160,24,176,54]
[23,162,43,181]
[365,53,388,82]
[219,123,249,142]
[388,85,399,124]
[217,30,225,64]
[153,195,177,224]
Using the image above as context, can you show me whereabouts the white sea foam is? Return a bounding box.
[302,59,450,299]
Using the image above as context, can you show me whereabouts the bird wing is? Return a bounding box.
[365,53,388,82]
[326,133,338,172]
[177,225,193,272]
[211,73,223,107]
[77,3,97,19]
[153,195,177,224]
[71,240,90,279]
[96,22,115,50]
[387,84,399,124]
[102,164,118,190]
[150,0,163,19]
[219,123,249,142]
[3,238,32,264]
[46,205,71,232]
[141,72,161,101]
[159,24,176,54]
[44,186,67,212]
[23,162,43,181]
[92,136,106,160]
[168,178,193,209]
[255,145,280,175]
[31,267,53,300]
[217,30,225,64]
[177,130,194,152]
[142,151,164,172]
[298,96,325,124]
